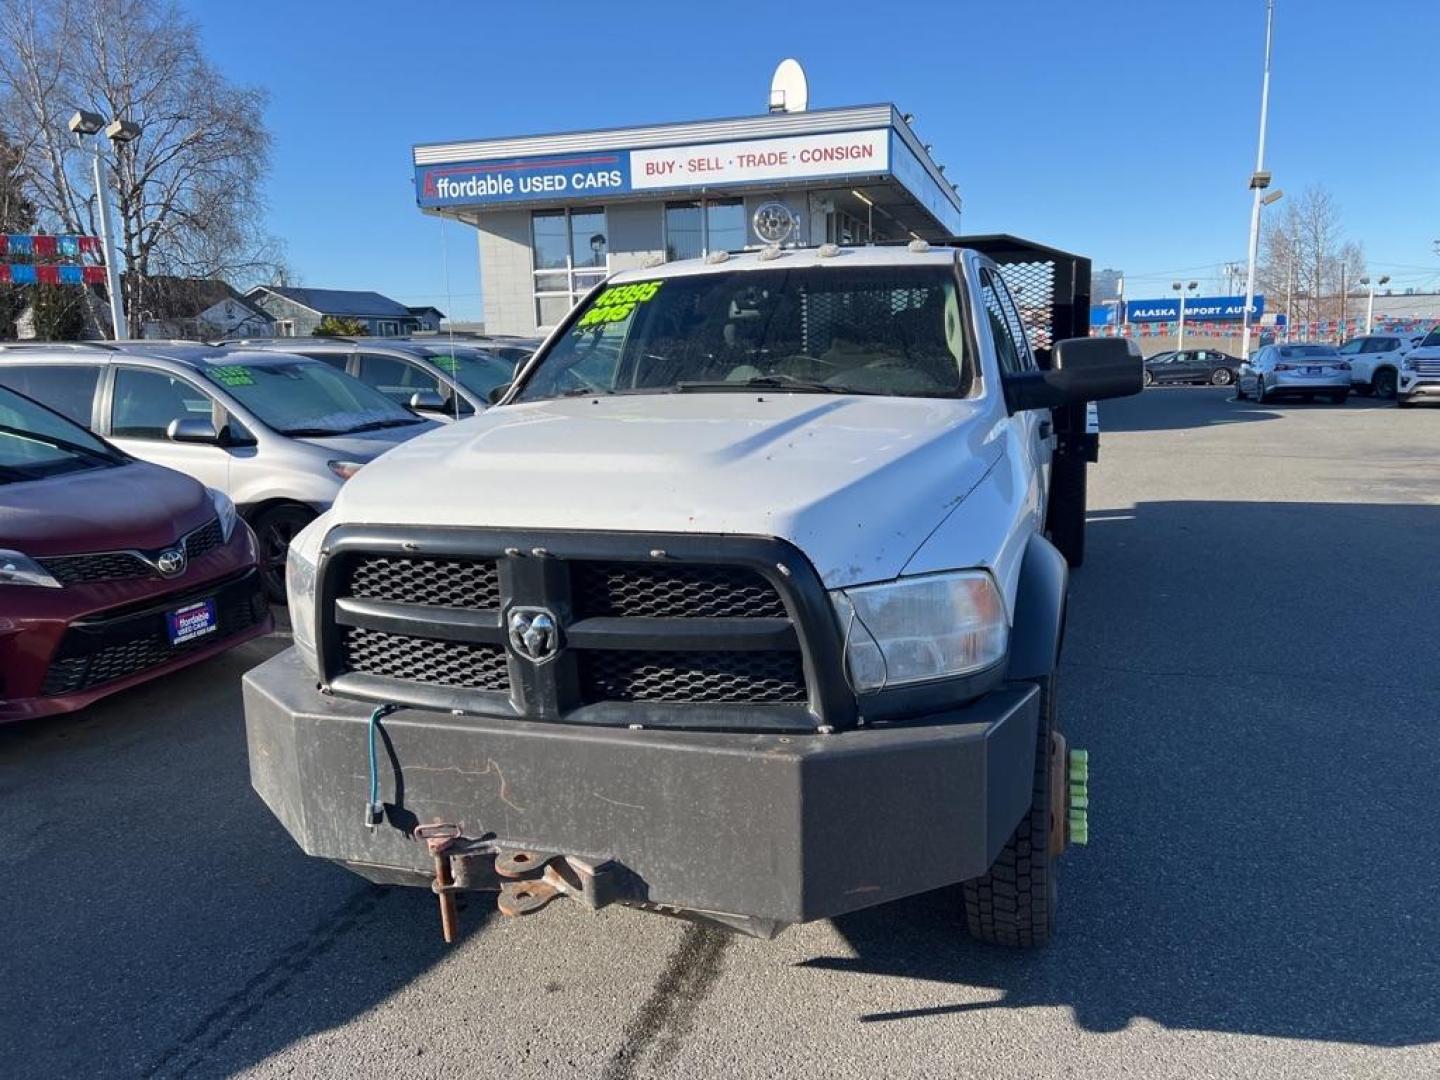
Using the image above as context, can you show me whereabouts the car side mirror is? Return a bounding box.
[486,382,512,405]
[1003,337,1143,413]
[408,389,446,412]
[167,417,220,443]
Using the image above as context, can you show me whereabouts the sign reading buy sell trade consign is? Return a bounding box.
[415,129,891,209]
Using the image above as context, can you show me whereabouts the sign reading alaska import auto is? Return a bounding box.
[415,129,890,208]
[1126,295,1266,323]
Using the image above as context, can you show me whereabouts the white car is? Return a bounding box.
[244,237,1141,948]
[1335,333,1423,399]
[1397,325,1440,408]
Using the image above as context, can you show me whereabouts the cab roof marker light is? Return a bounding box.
[642,253,666,269]
[908,238,931,253]
[758,244,784,261]
[705,250,730,265]
[817,243,841,258]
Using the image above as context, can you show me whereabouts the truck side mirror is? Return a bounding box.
[486,382,512,405]
[1003,337,1143,412]
[167,417,220,443]
[408,389,446,412]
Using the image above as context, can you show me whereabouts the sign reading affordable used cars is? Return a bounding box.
[415,129,891,208]
[1126,295,1266,323]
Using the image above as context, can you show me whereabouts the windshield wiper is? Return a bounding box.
[673,377,881,395]
[0,424,122,463]
[346,418,424,432]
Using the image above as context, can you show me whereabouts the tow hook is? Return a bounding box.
[410,825,644,943]
[1068,749,1089,846]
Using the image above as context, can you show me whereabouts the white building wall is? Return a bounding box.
[478,208,536,336]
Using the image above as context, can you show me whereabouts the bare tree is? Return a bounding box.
[0,0,280,335]
[1258,185,1366,335]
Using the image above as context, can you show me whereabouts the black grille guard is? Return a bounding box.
[315,525,857,733]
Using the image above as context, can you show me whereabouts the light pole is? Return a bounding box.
[1173,279,1198,350]
[1241,0,1276,361]
[1360,274,1390,334]
[67,110,140,339]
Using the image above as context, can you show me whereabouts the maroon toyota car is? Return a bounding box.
[0,385,270,721]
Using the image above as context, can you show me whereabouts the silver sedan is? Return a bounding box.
[1236,344,1351,404]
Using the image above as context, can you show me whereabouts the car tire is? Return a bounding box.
[252,504,316,603]
[1047,451,1086,569]
[1143,369,1154,388]
[1373,369,1398,399]
[963,670,1060,948]
[1256,378,1270,404]
[1211,368,1234,386]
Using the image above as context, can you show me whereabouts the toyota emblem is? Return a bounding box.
[155,548,187,578]
[507,607,560,664]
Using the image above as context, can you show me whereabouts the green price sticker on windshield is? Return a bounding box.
[431,355,458,373]
[210,365,255,387]
[576,280,663,328]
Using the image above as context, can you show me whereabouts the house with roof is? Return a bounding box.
[245,285,437,337]
[134,276,275,340]
[405,305,445,333]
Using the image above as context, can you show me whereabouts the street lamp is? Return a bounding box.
[1172,279,1199,350]
[1360,274,1390,334]
[1241,0,1276,361]
[67,108,140,339]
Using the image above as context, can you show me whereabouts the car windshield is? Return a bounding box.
[1422,328,1440,348]
[1279,345,1338,358]
[514,265,969,402]
[201,360,424,436]
[0,386,123,483]
[417,346,520,399]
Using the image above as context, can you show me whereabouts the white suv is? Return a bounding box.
[1335,333,1423,399]
[1398,326,1440,408]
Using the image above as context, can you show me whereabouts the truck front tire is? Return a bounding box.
[962,672,1059,947]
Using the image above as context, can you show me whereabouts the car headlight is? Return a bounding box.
[327,460,364,480]
[0,550,61,588]
[286,511,331,676]
[830,570,1008,692]
[1403,356,1417,370]
[207,487,238,541]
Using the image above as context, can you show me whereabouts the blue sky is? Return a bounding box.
[193,0,1440,320]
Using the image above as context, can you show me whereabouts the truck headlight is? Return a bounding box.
[0,550,61,588]
[286,511,331,676]
[1403,356,1417,370]
[207,487,238,541]
[830,570,1008,691]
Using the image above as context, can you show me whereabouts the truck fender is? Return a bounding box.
[1006,533,1069,680]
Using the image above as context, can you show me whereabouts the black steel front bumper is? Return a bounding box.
[244,648,1039,927]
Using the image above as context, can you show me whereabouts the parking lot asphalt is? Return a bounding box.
[3,388,1438,1080]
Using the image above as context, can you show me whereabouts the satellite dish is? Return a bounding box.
[768,58,809,114]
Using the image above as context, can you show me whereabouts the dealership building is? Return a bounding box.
[412,103,963,337]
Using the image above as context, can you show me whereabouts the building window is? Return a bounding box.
[532,208,608,329]
[277,319,295,336]
[664,198,747,261]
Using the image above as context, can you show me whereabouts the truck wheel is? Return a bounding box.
[963,673,1059,948]
[1047,454,1086,568]
[1373,369,1398,399]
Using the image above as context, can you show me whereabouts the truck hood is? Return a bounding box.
[333,394,1002,587]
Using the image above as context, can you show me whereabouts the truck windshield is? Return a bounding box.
[0,386,123,483]
[514,265,970,402]
[201,360,425,437]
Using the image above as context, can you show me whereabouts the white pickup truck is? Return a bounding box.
[244,230,1140,946]
[1397,325,1440,407]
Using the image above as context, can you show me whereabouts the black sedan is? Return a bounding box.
[1143,348,1242,387]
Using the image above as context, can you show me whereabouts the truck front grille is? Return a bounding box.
[579,649,807,704]
[322,533,841,731]
[341,626,509,690]
[572,563,787,619]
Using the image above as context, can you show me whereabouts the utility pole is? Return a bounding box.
[1241,0,1276,360]
[1284,257,1294,341]
[1339,264,1347,342]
